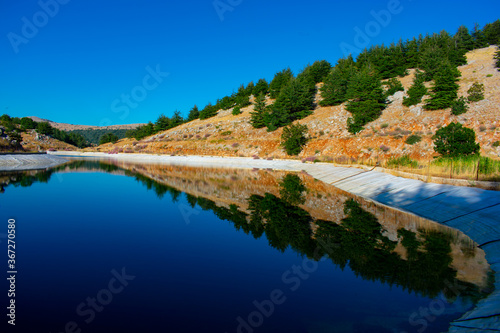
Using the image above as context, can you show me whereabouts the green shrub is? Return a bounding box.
[492,141,500,147]
[433,122,480,157]
[281,123,309,155]
[220,131,232,136]
[451,97,469,115]
[467,82,485,102]
[232,106,241,115]
[405,135,422,145]
[386,155,418,168]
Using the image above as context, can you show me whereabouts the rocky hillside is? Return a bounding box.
[90,47,500,163]
[0,127,77,152]
[20,130,77,152]
[29,116,144,131]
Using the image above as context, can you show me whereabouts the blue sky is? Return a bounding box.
[1,0,499,126]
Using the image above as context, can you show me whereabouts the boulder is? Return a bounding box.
[410,106,423,116]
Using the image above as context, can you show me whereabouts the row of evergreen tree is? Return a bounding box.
[125,110,185,140]
[125,20,500,141]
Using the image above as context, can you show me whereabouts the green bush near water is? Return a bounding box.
[386,155,418,168]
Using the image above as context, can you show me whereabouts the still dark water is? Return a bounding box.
[0,160,492,333]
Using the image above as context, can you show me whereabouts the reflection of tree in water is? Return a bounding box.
[0,160,121,193]
[129,171,182,201]
[4,162,488,301]
[315,200,471,299]
[279,174,306,206]
[0,169,54,191]
[182,174,486,300]
[248,193,318,257]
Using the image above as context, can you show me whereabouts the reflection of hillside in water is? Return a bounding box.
[1,159,493,301]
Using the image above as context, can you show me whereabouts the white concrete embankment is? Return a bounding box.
[0,154,68,171]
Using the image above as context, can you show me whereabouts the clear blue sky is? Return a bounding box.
[1,0,499,126]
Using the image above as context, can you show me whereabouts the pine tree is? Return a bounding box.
[155,114,170,132]
[320,56,355,106]
[454,25,474,51]
[483,19,500,45]
[253,78,269,96]
[388,40,408,77]
[471,23,488,49]
[170,110,184,128]
[266,79,315,131]
[187,105,200,121]
[419,46,446,81]
[424,62,461,110]
[250,93,268,128]
[296,60,332,84]
[404,37,420,69]
[244,81,254,96]
[218,95,237,110]
[236,94,251,108]
[403,70,428,107]
[345,66,386,133]
[199,103,219,120]
[36,121,54,135]
[269,68,294,99]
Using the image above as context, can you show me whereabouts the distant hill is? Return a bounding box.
[28,116,145,131]
[67,128,130,145]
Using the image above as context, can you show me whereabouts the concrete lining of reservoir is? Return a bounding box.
[25,151,500,330]
[0,153,68,171]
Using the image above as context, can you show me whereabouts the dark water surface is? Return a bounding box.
[0,159,492,333]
